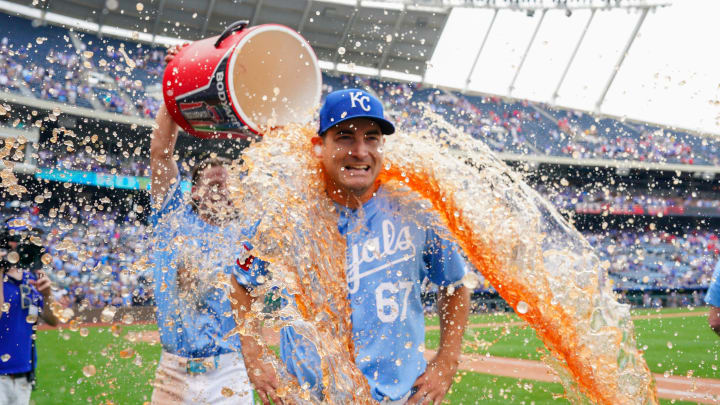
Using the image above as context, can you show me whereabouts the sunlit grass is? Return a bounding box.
[31,307,718,404]
[34,324,159,404]
[425,307,720,379]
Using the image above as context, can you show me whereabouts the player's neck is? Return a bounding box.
[324,177,380,210]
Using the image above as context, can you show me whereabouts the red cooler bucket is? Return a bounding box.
[163,21,322,139]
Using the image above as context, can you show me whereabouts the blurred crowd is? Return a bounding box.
[4,22,720,165]
[587,230,719,290]
[1,30,163,117]
[1,202,150,310]
[541,185,720,217]
[3,17,720,311]
[1,36,94,106]
[3,193,718,310]
[554,110,718,165]
[79,40,165,117]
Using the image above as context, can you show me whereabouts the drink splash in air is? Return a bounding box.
[224,103,658,404]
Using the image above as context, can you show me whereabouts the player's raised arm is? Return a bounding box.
[149,103,179,205]
[150,45,186,205]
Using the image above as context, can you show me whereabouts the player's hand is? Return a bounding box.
[242,344,284,405]
[407,351,460,404]
[164,42,189,63]
[29,272,52,298]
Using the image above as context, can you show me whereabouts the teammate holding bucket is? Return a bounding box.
[149,22,321,404]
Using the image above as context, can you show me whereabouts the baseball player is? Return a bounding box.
[231,89,471,404]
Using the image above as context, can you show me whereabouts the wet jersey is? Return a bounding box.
[280,187,467,401]
[150,178,262,358]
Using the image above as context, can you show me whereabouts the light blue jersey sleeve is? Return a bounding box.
[227,219,268,288]
[227,240,267,288]
[705,260,720,307]
[423,227,468,286]
[148,177,186,352]
[149,177,185,227]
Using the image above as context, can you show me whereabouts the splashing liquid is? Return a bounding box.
[228,108,657,404]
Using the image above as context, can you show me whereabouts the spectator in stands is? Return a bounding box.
[0,222,58,405]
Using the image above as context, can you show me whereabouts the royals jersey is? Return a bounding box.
[150,178,262,358]
[280,187,467,401]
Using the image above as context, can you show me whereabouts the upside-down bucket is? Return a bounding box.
[163,21,322,139]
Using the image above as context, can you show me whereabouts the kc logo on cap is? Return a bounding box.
[318,88,395,135]
[349,91,372,112]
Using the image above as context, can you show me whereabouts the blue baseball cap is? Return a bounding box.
[318,89,395,135]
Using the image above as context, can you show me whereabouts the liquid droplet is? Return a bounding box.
[516,301,529,315]
[122,313,134,325]
[82,364,96,377]
[6,251,19,264]
[41,254,52,265]
[101,306,116,323]
[119,348,135,359]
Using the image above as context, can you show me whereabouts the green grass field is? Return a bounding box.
[426,309,720,379]
[31,308,718,404]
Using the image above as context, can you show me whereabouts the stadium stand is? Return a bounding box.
[3,12,719,165]
[540,184,720,218]
[1,201,151,309]
[1,11,719,309]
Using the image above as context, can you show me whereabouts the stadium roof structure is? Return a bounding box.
[0,0,718,138]
[0,0,449,80]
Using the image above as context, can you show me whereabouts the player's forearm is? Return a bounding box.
[229,277,264,343]
[228,276,272,375]
[709,306,720,337]
[436,284,470,361]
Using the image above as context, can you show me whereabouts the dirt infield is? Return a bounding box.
[422,349,720,404]
[425,310,709,331]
